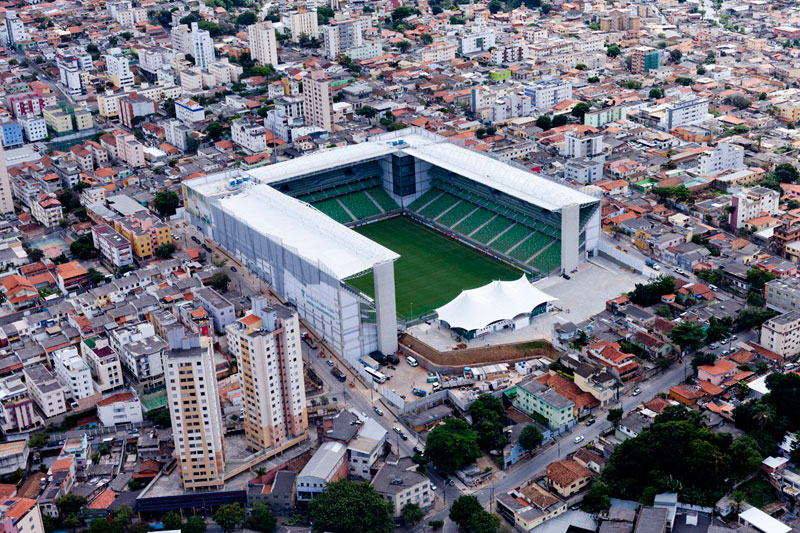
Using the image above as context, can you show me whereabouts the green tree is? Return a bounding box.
[429,520,444,530]
[571,102,591,121]
[397,40,412,53]
[154,191,180,217]
[669,49,682,63]
[469,394,507,450]
[519,424,544,451]
[56,494,87,518]
[70,234,97,260]
[425,418,481,473]
[28,432,50,449]
[582,480,611,512]
[308,479,393,533]
[775,163,800,183]
[402,503,425,525]
[420,33,433,44]
[670,322,705,354]
[237,11,257,26]
[208,272,230,293]
[87,268,105,286]
[244,503,276,533]
[723,95,751,110]
[705,316,732,345]
[205,122,225,141]
[213,504,245,533]
[691,352,715,373]
[63,514,80,533]
[729,435,763,480]
[649,88,664,99]
[675,77,693,86]
[28,248,45,262]
[163,512,183,531]
[737,307,778,330]
[155,243,177,259]
[450,496,484,527]
[588,76,600,83]
[182,516,206,533]
[488,0,502,12]
[608,408,623,427]
[606,44,622,58]
[628,276,675,306]
[552,114,567,127]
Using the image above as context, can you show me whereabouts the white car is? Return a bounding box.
[431,484,438,491]
[632,387,642,396]
[574,435,585,444]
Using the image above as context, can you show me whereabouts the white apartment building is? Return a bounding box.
[19,117,47,142]
[165,339,225,489]
[698,142,744,175]
[80,337,123,393]
[226,298,307,452]
[97,84,181,118]
[175,98,206,125]
[323,18,363,59]
[165,119,192,151]
[761,311,800,358]
[172,24,193,55]
[0,145,16,214]
[287,8,318,43]
[31,193,63,227]
[302,72,334,132]
[249,21,278,67]
[110,322,168,391]
[191,22,215,71]
[373,457,434,518]
[730,186,780,232]
[524,79,573,110]
[346,415,387,479]
[96,391,143,426]
[209,58,242,85]
[23,364,67,418]
[56,52,92,97]
[4,11,26,46]
[138,48,165,74]
[52,348,94,401]
[91,224,133,268]
[104,48,134,89]
[232,118,268,153]
[662,98,709,131]
[420,41,457,62]
[564,130,604,159]
[459,25,496,55]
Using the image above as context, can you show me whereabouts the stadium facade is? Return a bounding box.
[183,128,600,360]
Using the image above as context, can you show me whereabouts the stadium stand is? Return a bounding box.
[492,224,533,253]
[419,192,459,220]
[508,232,555,263]
[454,208,493,235]
[312,198,353,224]
[408,189,442,211]
[437,200,478,227]
[366,187,400,212]
[529,241,561,272]
[472,216,513,244]
[339,191,382,219]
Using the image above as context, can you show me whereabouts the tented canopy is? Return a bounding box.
[436,276,556,332]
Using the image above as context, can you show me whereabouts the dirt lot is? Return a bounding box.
[399,334,559,368]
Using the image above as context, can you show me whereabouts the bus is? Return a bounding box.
[364,366,387,384]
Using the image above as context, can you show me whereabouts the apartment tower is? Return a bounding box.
[248,21,279,67]
[165,338,225,489]
[227,297,307,452]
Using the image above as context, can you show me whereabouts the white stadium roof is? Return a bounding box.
[217,184,399,280]
[436,276,556,332]
[243,128,598,212]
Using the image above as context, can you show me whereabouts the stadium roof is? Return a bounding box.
[436,276,556,332]
[244,128,598,212]
[217,184,399,280]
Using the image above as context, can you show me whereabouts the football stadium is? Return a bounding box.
[183,128,600,360]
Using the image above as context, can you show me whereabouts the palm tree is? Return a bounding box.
[255,467,267,477]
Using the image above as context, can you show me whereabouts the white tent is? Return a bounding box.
[436,276,556,332]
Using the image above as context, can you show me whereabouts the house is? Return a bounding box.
[296,441,347,502]
[512,379,575,431]
[697,359,737,386]
[546,459,594,498]
[372,457,434,518]
[617,411,652,440]
[0,275,39,310]
[247,471,297,516]
[496,482,567,532]
[96,392,143,427]
[56,261,89,292]
[586,341,641,383]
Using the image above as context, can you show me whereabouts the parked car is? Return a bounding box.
[326,359,334,367]
[230,266,237,272]
[373,406,384,416]
[585,418,596,426]
[574,435,585,444]
[632,387,642,396]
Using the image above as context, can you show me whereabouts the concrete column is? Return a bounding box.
[373,260,398,354]
[561,203,580,274]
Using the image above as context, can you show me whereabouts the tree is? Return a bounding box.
[63,514,80,533]
[774,163,800,183]
[208,272,230,293]
[317,6,334,25]
[56,494,87,518]
[397,40,412,53]
[450,496,484,527]
[357,106,379,120]
[237,11,257,26]
[154,191,180,217]
[213,504,245,533]
[649,88,664,99]
[488,0,502,12]
[244,503,276,533]
[608,408,623,427]
[737,307,778,330]
[729,436,763,480]
[675,77,693,86]
[185,53,196,66]
[429,520,444,530]
[420,33,433,45]
[628,276,675,307]
[163,512,183,531]
[402,503,425,525]
[308,479,393,533]
[70,234,97,260]
[87,268,105,286]
[28,432,50,449]
[552,114,567,127]
[469,394,507,450]
[28,248,45,262]
[575,63,587,70]
[606,44,622,58]
[669,49,682,63]
[696,65,706,75]
[724,95,751,110]
[519,424,544,451]
[691,352,715,373]
[588,76,600,83]
[540,3,551,14]
[582,480,611,512]
[182,516,206,533]
[205,122,225,141]
[669,322,705,354]
[535,115,552,130]
[155,243,177,259]
[571,102,591,121]
[425,418,481,474]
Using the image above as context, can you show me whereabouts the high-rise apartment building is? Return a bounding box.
[248,21,279,67]
[4,11,26,46]
[631,46,660,74]
[322,18,362,59]
[0,144,14,213]
[191,22,215,71]
[165,338,225,489]
[104,48,135,89]
[302,71,334,132]
[288,8,318,43]
[226,298,307,452]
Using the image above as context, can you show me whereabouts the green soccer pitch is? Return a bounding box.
[346,216,521,319]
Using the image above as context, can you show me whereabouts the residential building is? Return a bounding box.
[8,92,45,119]
[52,348,93,401]
[80,337,123,393]
[43,106,73,134]
[114,212,172,259]
[0,498,44,533]
[118,93,156,130]
[564,130,603,159]
[663,98,709,131]
[0,122,23,147]
[297,441,347,501]
[194,287,235,334]
[546,459,594,497]
[512,379,575,430]
[248,21,278,67]
[175,98,206,125]
[0,144,12,213]
[73,107,93,131]
[584,106,627,127]
[730,187,780,232]
[323,18,362,59]
[631,46,660,74]
[104,48,134,89]
[165,120,192,152]
[0,375,41,432]
[524,80,572,110]
[420,41,457,62]
[0,441,29,477]
[698,142,744,175]
[287,8,318,43]
[4,11,26,46]
[587,341,641,383]
[761,311,800,357]
[165,339,226,489]
[232,118,268,153]
[302,72,334,132]
[19,117,47,142]
[114,134,145,167]
[496,482,567,532]
[110,322,168,393]
[92,224,133,268]
[191,22,214,71]
[23,364,67,418]
[96,392,143,426]
[459,24,496,55]
[56,52,92,97]
[565,158,603,184]
[226,298,307,451]
[31,193,63,227]
[373,457,434,518]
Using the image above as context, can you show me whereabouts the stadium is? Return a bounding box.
[183,128,600,360]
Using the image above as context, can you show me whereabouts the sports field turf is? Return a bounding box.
[346,216,521,319]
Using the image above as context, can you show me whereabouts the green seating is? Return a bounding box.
[367,187,399,212]
[493,225,533,253]
[437,200,477,227]
[472,216,513,244]
[454,208,493,235]
[313,198,353,224]
[419,193,459,220]
[529,241,561,273]
[508,232,554,263]
[408,189,442,211]
[339,191,381,219]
